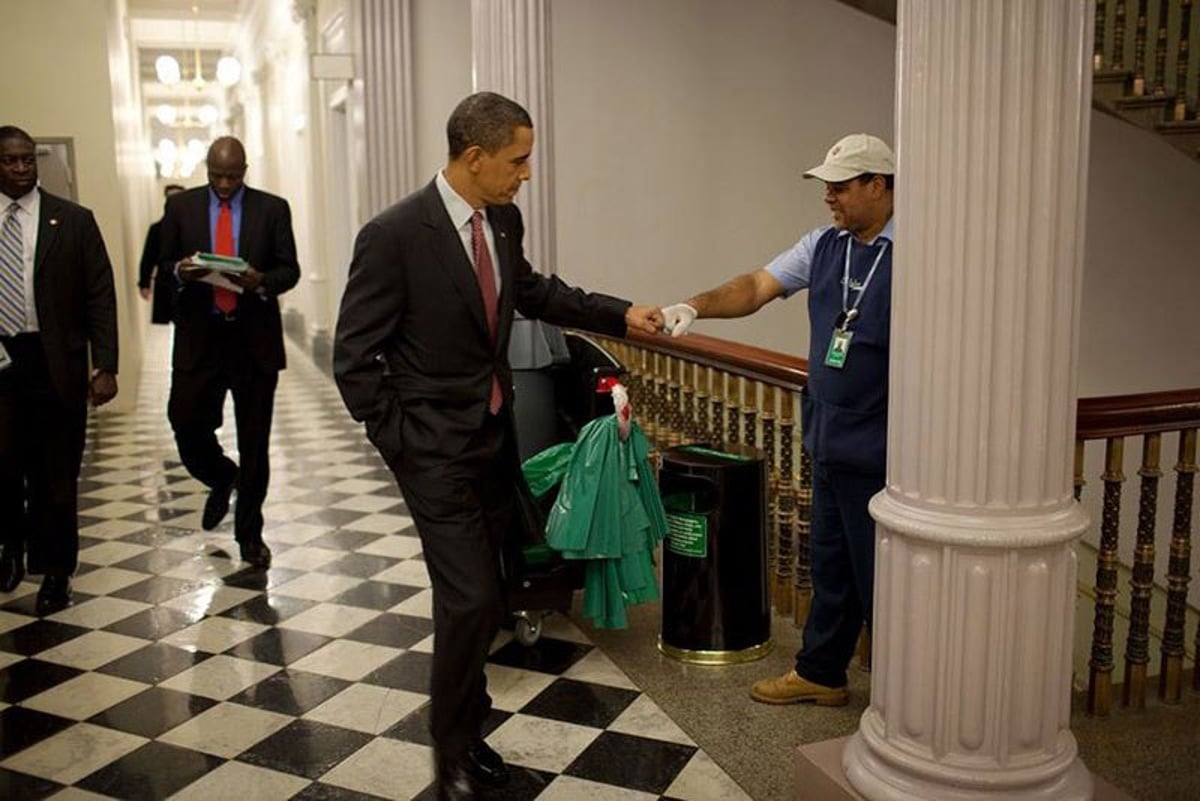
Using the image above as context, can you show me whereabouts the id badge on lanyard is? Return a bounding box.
[823,238,888,370]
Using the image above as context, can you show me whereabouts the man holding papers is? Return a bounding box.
[159,136,300,567]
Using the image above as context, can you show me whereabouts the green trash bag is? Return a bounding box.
[521,441,576,499]
[544,413,667,629]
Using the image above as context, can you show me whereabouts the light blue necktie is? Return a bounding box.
[0,202,25,335]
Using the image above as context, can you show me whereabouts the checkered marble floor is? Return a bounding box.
[0,328,752,801]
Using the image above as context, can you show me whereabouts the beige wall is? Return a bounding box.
[2,0,147,411]
[412,0,473,185]
[550,0,897,358]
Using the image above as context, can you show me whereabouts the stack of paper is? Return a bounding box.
[179,252,247,293]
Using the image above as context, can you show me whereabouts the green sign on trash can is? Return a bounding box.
[666,512,708,557]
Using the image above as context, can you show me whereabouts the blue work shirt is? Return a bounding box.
[208,185,244,252]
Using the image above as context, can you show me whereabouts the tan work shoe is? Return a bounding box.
[749,670,849,706]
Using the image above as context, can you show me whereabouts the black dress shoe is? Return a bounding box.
[202,473,237,530]
[436,760,476,800]
[0,552,25,593]
[239,541,272,569]
[465,738,509,787]
[36,574,72,614]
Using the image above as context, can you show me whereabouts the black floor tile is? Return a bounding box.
[0,661,84,705]
[1,591,95,619]
[111,548,198,575]
[237,719,373,779]
[0,706,75,759]
[305,530,386,552]
[361,650,433,693]
[412,763,554,801]
[224,627,331,665]
[219,593,316,625]
[295,508,371,527]
[519,678,640,729]
[487,637,593,676]
[129,506,196,524]
[564,731,697,795]
[88,686,218,737]
[221,565,305,591]
[291,491,361,508]
[97,642,210,684]
[110,575,205,605]
[342,611,433,648]
[318,553,401,580]
[0,768,62,800]
[292,783,389,801]
[228,669,350,716]
[102,604,205,639]
[0,620,92,657]
[384,703,508,747]
[77,741,224,800]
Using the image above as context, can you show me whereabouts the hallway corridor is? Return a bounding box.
[0,327,750,801]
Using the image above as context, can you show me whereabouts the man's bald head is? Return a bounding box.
[206,136,247,200]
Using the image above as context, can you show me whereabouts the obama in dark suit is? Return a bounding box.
[0,125,118,612]
[334,93,661,799]
[159,137,300,568]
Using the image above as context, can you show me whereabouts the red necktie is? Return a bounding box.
[470,211,503,414]
[213,200,238,314]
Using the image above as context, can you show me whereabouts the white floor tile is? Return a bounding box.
[319,738,435,800]
[159,654,281,700]
[35,631,151,671]
[1,723,146,784]
[486,713,602,773]
[303,683,427,734]
[276,603,381,638]
[288,639,402,681]
[664,751,754,801]
[158,701,293,758]
[165,759,310,801]
[22,673,149,720]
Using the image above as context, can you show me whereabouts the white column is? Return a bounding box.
[843,2,1096,800]
[471,0,556,273]
[354,0,415,218]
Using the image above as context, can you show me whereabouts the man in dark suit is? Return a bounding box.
[334,92,662,800]
[137,183,185,324]
[0,125,118,612]
[159,136,299,569]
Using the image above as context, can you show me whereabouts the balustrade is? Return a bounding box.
[584,328,1199,719]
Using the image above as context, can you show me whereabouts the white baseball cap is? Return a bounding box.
[804,133,895,182]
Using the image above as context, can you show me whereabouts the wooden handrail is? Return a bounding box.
[611,330,1200,438]
[1077,389,1200,439]
[621,330,808,390]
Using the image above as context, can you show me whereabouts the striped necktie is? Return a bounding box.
[0,203,25,336]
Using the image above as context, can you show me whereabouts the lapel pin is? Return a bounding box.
[49,219,59,226]
[499,231,506,239]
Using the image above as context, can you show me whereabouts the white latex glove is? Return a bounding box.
[661,303,698,337]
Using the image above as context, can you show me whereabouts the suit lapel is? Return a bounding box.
[237,188,258,259]
[33,190,63,273]
[420,182,491,342]
[487,206,515,347]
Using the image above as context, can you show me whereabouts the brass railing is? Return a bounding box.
[589,330,1199,713]
[1093,0,1200,157]
[1076,389,1200,714]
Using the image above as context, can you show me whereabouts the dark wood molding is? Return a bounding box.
[1077,389,1200,439]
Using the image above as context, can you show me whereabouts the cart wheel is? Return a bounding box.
[514,615,543,646]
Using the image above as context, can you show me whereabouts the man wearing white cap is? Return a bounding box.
[660,133,895,706]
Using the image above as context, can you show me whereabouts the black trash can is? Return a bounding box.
[658,443,772,664]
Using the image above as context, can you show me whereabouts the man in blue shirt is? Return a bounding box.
[661,133,895,706]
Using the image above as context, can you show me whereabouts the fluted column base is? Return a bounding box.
[841,493,1092,801]
[844,722,1092,801]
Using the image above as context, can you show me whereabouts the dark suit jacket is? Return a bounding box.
[158,186,300,371]
[137,218,175,324]
[32,190,119,406]
[333,179,630,467]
